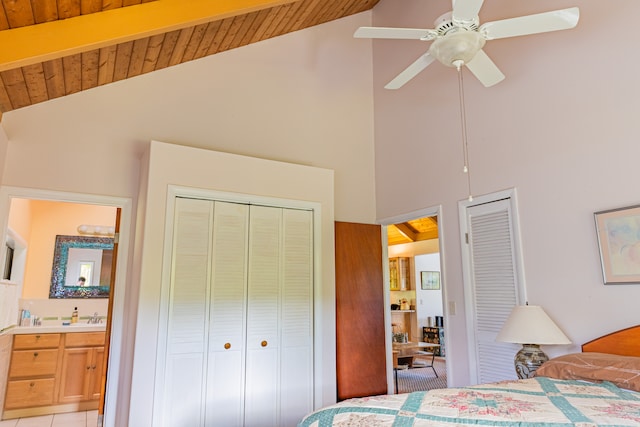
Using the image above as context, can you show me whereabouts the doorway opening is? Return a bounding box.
[0,187,131,427]
[383,209,448,393]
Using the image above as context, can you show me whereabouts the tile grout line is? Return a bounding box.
[10,410,96,427]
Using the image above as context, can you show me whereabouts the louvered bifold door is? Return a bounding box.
[279,208,314,426]
[245,205,282,426]
[206,201,249,426]
[162,200,313,427]
[163,197,214,426]
[465,198,523,384]
[244,206,314,427]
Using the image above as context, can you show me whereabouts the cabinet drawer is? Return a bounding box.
[9,349,59,377]
[5,378,56,408]
[13,333,61,350]
[65,332,105,347]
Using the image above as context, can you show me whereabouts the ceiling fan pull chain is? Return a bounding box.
[457,67,473,202]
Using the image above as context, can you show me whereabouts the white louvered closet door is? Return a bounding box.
[245,205,282,426]
[161,197,313,427]
[244,206,314,427]
[206,201,249,426]
[463,197,525,385]
[163,197,214,426]
[279,208,314,426]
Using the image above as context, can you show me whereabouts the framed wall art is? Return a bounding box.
[594,204,640,284]
[420,271,440,290]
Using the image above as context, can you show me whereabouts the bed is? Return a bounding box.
[298,325,640,426]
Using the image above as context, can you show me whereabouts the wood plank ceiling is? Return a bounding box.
[387,216,438,246]
[0,0,379,116]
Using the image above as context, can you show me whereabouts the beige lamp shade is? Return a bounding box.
[496,305,571,345]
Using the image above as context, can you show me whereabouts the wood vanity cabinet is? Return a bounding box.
[4,334,61,410]
[58,332,105,404]
[3,331,105,419]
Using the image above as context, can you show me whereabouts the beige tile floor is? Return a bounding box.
[0,410,98,427]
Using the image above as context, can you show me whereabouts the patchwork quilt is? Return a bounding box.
[298,377,640,426]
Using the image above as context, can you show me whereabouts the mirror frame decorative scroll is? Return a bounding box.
[49,235,114,298]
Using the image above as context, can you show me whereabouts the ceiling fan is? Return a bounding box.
[354,0,580,89]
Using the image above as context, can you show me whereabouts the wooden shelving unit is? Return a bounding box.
[423,326,445,357]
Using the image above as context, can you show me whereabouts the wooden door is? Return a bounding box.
[335,222,387,400]
[98,207,121,418]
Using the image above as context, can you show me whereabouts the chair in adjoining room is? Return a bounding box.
[392,350,409,394]
[412,349,438,378]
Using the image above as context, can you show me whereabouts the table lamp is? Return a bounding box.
[496,304,571,379]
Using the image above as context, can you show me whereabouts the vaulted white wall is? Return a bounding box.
[0,13,375,224]
[372,0,640,385]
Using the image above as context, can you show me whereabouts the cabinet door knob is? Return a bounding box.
[33,352,38,357]
[35,335,40,340]
[30,382,35,387]
[224,343,231,350]
[261,340,268,347]
[92,365,97,370]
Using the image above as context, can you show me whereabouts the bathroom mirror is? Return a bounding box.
[49,235,114,298]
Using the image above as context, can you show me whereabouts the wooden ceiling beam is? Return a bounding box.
[0,0,298,72]
[394,223,417,242]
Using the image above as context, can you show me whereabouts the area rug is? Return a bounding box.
[396,359,447,393]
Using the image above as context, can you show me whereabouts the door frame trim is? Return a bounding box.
[377,205,447,393]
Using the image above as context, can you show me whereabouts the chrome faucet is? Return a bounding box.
[88,312,102,324]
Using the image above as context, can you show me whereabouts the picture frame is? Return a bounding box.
[594,204,640,284]
[420,271,440,290]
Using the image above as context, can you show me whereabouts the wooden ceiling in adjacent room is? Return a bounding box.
[0,0,379,115]
[387,216,438,246]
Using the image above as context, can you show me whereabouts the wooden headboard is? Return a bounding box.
[582,325,640,356]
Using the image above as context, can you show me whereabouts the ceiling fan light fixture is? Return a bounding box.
[428,30,485,68]
[355,4,579,89]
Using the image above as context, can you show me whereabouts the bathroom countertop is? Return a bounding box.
[9,323,106,334]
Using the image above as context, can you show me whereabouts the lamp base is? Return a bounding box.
[514,344,548,379]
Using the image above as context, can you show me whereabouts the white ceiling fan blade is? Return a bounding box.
[465,49,505,87]
[384,53,436,90]
[452,0,484,23]
[479,7,579,40]
[354,27,437,41]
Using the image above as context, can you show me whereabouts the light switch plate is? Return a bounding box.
[448,301,456,315]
